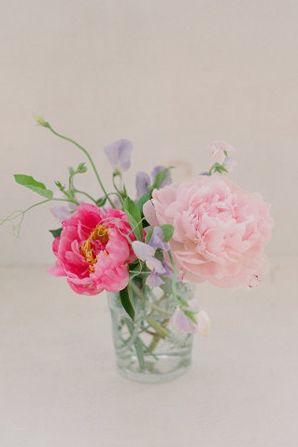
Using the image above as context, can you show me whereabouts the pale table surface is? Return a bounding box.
[0,257,297,447]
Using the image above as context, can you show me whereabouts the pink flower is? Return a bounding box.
[50,204,135,295]
[210,141,236,163]
[170,307,211,336]
[144,175,273,288]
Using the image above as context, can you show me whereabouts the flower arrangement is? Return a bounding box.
[2,118,273,382]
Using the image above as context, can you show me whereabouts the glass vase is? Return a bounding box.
[108,279,194,383]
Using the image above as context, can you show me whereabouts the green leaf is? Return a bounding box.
[119,287,135,320]
[151,167,171,190]
[184,309,198,324]
[14,174,53,199]
[124,197,141,222]
[49,228,62,238]
[209,163,228,175]
[96,197,107,207]
[137,191,151,213]
[126,214,142,240]
[160,224,174,242]
[123,197,143,240]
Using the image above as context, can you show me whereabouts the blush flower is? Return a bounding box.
[144,175,273,288]
[170,307,211,335]
[50,204,135,295]
[210,141,236,163]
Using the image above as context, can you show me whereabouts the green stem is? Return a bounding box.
[112,173,125,200]
[129,281,170,338]
[125,318,145,370]
[168,251,179,302]
[48,126,115,208]
[0,197,77,226]
[147,319,169,338]
[150,303,171,317]
[129,280,146,302]
[148,334,161,353]
[74,189,98,204]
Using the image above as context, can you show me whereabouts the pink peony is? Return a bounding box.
[50,204,135,295]
[144,175,273,288]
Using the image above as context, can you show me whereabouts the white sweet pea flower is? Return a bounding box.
[196,310,211,336]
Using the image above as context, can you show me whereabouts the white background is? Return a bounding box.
[0,0,298,264]
[0,2,297,446]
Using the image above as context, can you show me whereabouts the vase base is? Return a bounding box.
[115,353,192,384]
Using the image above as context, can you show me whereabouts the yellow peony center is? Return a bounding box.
[81,224,109,272]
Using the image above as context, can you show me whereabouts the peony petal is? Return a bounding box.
[148,175,272,288]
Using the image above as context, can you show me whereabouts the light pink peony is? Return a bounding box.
[50,204,135,295]
[144,175,273,288]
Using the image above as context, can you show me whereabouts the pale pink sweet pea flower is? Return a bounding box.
[132,241,166,274]
[144,175,273,288]
[170,308,196,333]
[170,307,211,336]
[210,141,237,163]
[50,204,135,295]
[50,203,77,222]
[223,156,237,173]
[196,310,211,336]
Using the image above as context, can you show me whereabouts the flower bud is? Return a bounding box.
[33,115,50,128]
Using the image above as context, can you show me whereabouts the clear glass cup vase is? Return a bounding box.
[108,279,194,383]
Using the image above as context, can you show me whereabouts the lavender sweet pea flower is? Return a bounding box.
[146,272,164,288]
[136,171,151,200]
[161,261,172,277]
[104,139,133,171]
[135,166,172,200]
[132,241,166,274]
[151,165,172,187]
[50,203,76,222]
[149,226,170,251]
